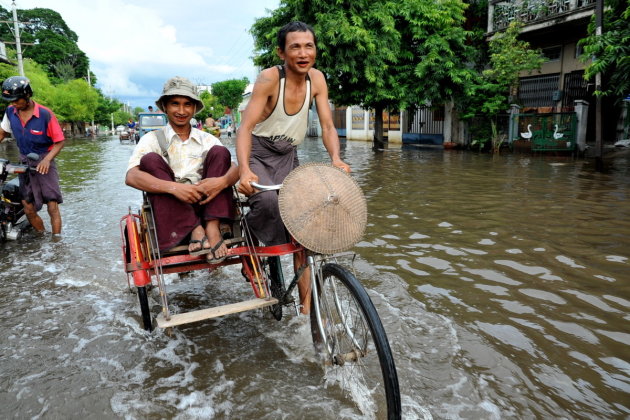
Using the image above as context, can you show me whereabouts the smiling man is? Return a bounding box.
[236,21,350,314]
[126,76,239,262]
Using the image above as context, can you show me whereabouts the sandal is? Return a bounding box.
[206,238,227,264]
[189,236,211,256]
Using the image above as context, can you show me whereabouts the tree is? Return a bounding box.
[49,78,99,135]
[580,0,630,99]
[211,78,249,113]
[251,0,474,149]
[0,7,93,85]
[196,90,226,122]
[462,22,545,151]
[93,94,122,126]
[133,106,145,118]
[113,110,133,126]
[0,56,55,112]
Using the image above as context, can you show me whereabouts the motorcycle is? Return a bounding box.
[0,152,38,241]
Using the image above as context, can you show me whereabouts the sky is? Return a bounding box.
[5,0,281,110]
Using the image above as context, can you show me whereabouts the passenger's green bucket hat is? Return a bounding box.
[156,76,204,114]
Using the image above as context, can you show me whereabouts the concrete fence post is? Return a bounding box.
[574,99,589,152]
[509,104,521,143]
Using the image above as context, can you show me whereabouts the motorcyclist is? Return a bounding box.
[0,76,65,236]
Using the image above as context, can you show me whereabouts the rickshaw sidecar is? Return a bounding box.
[120,196,300,331]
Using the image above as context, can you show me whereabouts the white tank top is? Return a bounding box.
[252,66,311,146]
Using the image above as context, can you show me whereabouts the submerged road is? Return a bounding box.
[0,135,628,419]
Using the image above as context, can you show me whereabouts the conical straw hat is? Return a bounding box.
[278,163,367,254]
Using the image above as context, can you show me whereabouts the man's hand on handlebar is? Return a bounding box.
[237,169,259,196]
[332,158,351,173]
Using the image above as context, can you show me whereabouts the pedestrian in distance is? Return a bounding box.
[125,76,239,263]
[236,21,350,314]
[0,76,65,236]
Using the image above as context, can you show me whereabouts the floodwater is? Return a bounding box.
[0,136,628,419]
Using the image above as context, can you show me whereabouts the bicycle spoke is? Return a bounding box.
[311,263,400,419]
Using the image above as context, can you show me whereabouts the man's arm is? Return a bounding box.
[311,70,351,173]
[36,140,64,174]
[235,68,278,195]
[0,127,10,142]
[0,112,12,142]
[125,166,204,204]
[198,162,239,205]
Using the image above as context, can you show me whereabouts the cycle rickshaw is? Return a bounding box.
[120,163,401,418]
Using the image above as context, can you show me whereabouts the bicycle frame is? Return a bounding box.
[120,193,304,329]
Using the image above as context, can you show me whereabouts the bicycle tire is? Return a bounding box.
[267,256,284,321]
[137,286,153,331]
[310,263,401,419]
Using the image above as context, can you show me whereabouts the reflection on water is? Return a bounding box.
[0,136,628,418]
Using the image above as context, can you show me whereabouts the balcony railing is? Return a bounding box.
[490,0,596,32]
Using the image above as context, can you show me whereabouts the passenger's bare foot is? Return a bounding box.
[188,225,207,253]
[205,219,228,262]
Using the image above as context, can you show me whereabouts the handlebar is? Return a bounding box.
[250,181,282,191]
[0,153,39,176]
[0,161,31,175]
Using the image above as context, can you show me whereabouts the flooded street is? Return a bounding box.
[1,136,628,419]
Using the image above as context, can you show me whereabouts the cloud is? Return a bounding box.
[15,0,279,107]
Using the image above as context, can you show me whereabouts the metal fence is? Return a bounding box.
[407,106,444,134]
[519,74,560,108]
[512,112,577,151]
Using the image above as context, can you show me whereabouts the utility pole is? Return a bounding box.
[87,69,95,137]
[11,1,23,76]
[594,0,603,171]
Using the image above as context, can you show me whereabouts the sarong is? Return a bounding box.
[139,146,234,251]
[245,135,299,246]
[18,152,63,212]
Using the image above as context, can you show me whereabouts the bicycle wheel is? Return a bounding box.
[266,256,285,321]
[137,286,152,331]
[310,263,401,419]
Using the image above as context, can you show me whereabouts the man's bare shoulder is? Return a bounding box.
[308,68,328,94]
[254,67,280,89]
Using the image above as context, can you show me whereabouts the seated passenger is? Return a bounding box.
[125,76,239,262]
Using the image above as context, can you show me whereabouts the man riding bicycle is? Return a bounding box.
[236,22,350,314]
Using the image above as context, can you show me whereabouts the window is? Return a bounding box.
[519,74,560,107]
[542,46,562,61]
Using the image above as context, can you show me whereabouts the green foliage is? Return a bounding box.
[251,0,474,113]
[580,0,630,99]
[210,78,249,112]
[484,22,545,93]
[49,79,99,122]
[113,110,133,126]
[93,95,123,125]
[0,6,93,85]
[461,22,544,152]
[0,57,55,111]
[196,90,226,121]
[463,22,545,120]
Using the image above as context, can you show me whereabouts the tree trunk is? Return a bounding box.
[372,105,386,151]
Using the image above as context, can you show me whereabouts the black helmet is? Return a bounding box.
[2,76,33,101]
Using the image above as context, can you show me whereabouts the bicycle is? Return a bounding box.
[119,163,401,418]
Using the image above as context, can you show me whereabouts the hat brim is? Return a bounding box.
[156,93,204,114]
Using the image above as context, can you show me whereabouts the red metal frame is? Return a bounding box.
[120,211,304,295]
